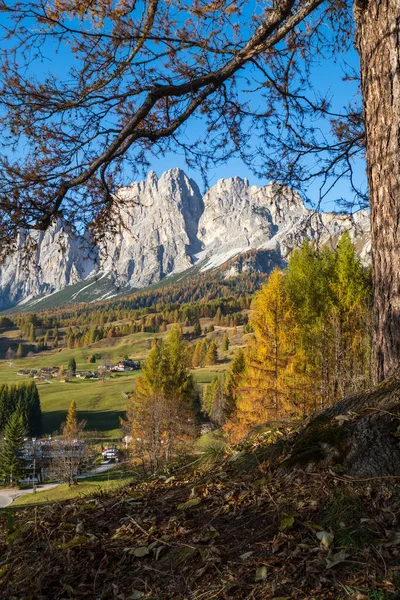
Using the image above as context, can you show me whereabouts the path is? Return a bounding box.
[0,462,116,508]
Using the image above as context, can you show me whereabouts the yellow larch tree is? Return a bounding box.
[228,269,300,441]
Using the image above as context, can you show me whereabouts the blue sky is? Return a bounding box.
[0,6,366,215]
[146,47,366,212]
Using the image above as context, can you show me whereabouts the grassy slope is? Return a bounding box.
[2,437,399,599]
[11,466,134,507]
[0,326,237,437]
[0,331,163,438]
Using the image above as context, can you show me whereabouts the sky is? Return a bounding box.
[135,5,367,213]
[146,49,366,212]
[0,4,367,216]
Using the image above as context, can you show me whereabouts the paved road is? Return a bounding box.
[0,483,60,508]
[0,462,116,508]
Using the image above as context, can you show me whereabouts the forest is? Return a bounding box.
[122,234,374,471]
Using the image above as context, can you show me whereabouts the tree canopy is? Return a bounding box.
[0,381,42,437]
[0,0,359,253]
[1,2,400,380]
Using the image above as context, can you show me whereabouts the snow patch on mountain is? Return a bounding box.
[0,169,370,309]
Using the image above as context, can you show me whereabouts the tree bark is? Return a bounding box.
[282,378,400,477]
[354,0,400,381]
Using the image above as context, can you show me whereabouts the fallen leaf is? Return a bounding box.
[316,531,334,549]
[133,546,150,558]
[178,497,201,510]
[279,516,295,531]
[0,564,8,579]
[240,551,254,560]
[325,550,348,569]
[255,565,267,581]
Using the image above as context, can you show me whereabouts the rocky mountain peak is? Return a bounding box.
[0,169,370,310]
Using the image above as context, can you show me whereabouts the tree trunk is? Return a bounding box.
[283,378,400,477]
[354,0,400,382]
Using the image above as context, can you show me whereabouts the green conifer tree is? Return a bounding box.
[205,341,219,365]
[16,343,25,359]
[21,381,42,437]
[0,412,25,486]
[222,334,230,351]
[192,319,202,337]
[68,357,77,376]
[126,328,198,471]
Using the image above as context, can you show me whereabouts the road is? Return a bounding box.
[0,462,116,508]
[0,482,60,508]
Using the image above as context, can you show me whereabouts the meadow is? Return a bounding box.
[11,465,135,507]
[0,326,233,438]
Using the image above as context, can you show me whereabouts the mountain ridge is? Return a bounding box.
[0,168,371,310]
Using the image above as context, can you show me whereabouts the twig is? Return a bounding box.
[364,407,400,418]
[328,470,400,483]
[130,518,172,546]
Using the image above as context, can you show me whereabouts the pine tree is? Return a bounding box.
[68,357,77,376]
[0,382,42,435]
[5,347,15,361]
[205,341,218,365]
[192,319,202,337]
[223,348,245,421]
[126,328,197,471]
[331,232,373,398]
[162,326,198,415]
[18,381,42,437]
[215,308,223,325]
[0,412,25,486]
[28,323,34,342]
[207,376,225,424]
[0,384,19,430]
[231,269,298,441]
[16,343,25,359]
[192,341,202,368]
[200,338,209,367]
[222,334,230,351]
[286,240,336,409]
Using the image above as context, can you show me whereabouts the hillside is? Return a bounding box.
[3,262,267,314]
[0,234,399,599]
[0,319,245,437]
[1,398,400,599]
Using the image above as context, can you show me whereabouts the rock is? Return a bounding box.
[283,378,400,477]
[0,169,371,309]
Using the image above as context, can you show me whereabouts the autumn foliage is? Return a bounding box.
[209,235,373,442]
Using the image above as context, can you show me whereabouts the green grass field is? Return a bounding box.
[11,466,134,507]
[0,328,232,438]
[0,331,164,437]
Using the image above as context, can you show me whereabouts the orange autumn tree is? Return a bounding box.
[226,269,307,442]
